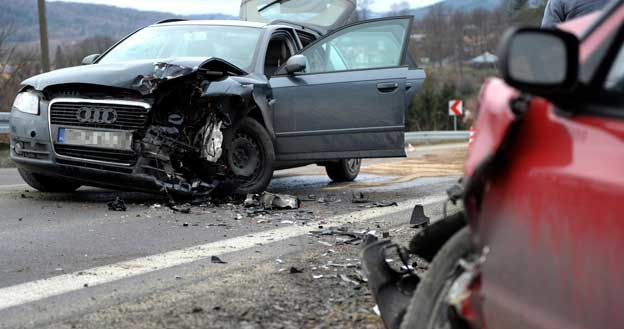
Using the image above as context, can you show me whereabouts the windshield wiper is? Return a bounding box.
[259,0,292,13]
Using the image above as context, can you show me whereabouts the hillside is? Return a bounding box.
[0,0,237,42]
[409,0,505,18]
[1,0,530,43]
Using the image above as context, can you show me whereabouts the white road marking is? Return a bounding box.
[0,194,448,311]
[0,184,28,191]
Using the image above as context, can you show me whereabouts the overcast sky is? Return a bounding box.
[47,0,443,16]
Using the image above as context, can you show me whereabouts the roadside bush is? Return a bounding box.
[407,66,496,131]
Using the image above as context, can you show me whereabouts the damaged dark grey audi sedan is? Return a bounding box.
[9,0,424,197]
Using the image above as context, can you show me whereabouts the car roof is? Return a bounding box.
[153,20,269,29]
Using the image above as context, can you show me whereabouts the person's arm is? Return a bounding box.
[542,0,565,28]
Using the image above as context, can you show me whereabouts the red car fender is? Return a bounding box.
[465,78,518,178]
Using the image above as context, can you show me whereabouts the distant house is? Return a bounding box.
[468,52,498,66]
[0,64,15,81]
[1,64,16,74]
[410,33,426,42]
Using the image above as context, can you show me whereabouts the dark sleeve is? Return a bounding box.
[541,0,565,28]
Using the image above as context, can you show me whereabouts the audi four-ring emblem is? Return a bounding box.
[76,107,118,124]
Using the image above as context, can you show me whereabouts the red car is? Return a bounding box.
[363,1,624,329]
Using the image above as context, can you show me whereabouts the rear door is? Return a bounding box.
[269,17,413,161]
[240,0,357,35]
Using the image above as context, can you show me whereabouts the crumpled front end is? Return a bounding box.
[12,58,267,199]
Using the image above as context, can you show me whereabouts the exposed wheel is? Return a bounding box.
[401,227,475,329]
[18,168,81,193]
[325,159,361,182]
[225,118,274,195]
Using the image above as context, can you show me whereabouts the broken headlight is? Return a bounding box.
[13,92,40,115]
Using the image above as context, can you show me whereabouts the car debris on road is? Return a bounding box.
[211,256,227,264]
[310,227,384,246]
[107,197,128,212]
[245,192,300,210]
[409,205,430,227]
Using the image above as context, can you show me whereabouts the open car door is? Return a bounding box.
[269,17,418,162]
[240,0,357,35]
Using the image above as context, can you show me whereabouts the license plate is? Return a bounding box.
[58,128,132,150]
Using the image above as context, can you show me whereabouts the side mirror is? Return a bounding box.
[282,55,307,75]
[82,54,100,65]
[499,28,579,96]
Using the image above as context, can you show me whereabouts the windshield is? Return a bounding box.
[241,0,355,29]
[98,25,263,70]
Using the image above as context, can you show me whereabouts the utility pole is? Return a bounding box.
[37,0,50,72]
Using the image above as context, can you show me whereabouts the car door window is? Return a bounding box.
[301,18,411,74]
[605,45,624,92]
[265,35,295,77]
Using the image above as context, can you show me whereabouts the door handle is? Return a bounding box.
[377,82,399,93]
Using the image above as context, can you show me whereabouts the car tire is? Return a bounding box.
[401,227,475,329]
[18,168,81,193]
[225,118,275,195]
[325,159,361,182]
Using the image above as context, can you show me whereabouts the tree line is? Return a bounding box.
[0,30,115,112]
[404,0,545,131]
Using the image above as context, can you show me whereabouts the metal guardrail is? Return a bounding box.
[0,113,10,134]
[0,114,468,144]
[405,131,470,143]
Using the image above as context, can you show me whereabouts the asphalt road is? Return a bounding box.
[0,143,466,329]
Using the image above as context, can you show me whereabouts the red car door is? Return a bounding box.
[476,5,624,329]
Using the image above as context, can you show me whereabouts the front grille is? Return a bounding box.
[56,158,134,174]
[55,144,137,165]
[50,102,149,131]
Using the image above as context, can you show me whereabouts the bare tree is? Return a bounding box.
[59,35,115,68]
[358,0,375,20]
[0,25,16,63]
[419,4,451,67]
[390,1,411,16]
[449,10,468,75]
[0,25,18,112]
[506,0,529,15]
[0,24,45,112]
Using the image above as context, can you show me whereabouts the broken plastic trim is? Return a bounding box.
[245,192,301,210]
[199,115,224,163]
[362,240,420,329]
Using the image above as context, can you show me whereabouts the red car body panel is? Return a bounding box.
[464,78,517,177]
[466,7,624,329]
[465,13,594,178]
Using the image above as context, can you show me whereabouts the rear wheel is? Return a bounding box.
[225,118,274,195]
[401,227,475,329]
[325,159,361,182]
[18,168,81,193]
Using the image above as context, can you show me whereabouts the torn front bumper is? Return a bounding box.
[361,239,420,329]
[362,185,468,329]
[9,105,190,195]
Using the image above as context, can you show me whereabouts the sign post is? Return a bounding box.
[449,100,463,131]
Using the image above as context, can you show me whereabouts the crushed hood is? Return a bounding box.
[23,57,248,95]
